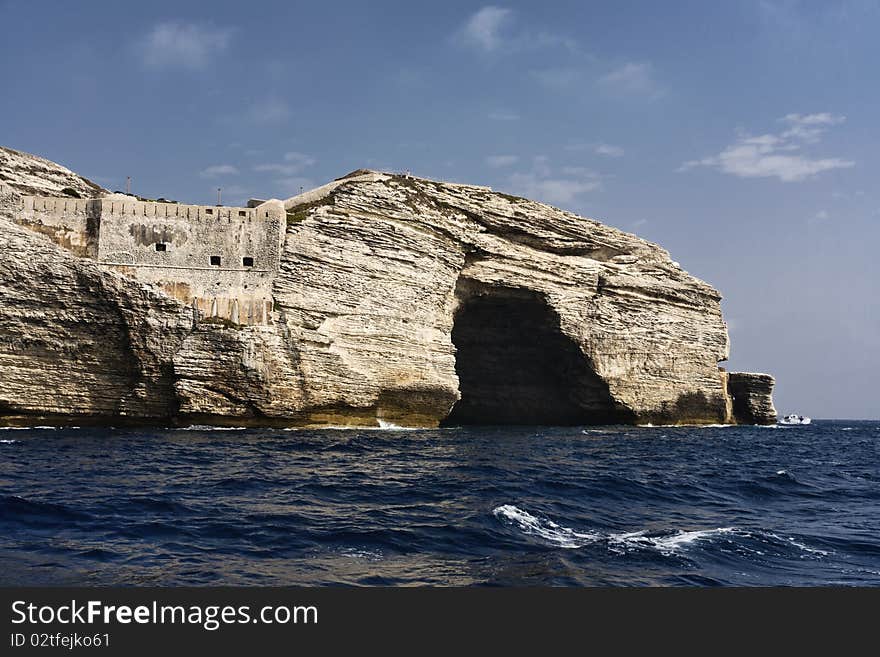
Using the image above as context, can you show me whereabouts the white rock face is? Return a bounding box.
[0,146,106,198]
[0,150,775,427]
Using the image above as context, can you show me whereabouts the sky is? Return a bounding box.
[1,0,877,418]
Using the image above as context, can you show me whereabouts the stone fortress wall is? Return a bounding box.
[7,185,286,325]
[15,194,99,258]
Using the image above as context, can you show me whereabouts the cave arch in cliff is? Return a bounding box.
[442,281,631,426]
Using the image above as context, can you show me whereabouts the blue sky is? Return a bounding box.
[1,1,877,418]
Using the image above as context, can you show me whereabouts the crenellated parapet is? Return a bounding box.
[11,192,287,326]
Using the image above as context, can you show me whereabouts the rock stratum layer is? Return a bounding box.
[0,148,776,426]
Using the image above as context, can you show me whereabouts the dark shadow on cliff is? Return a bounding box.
[442,280,634,426]
[647,390,729,425]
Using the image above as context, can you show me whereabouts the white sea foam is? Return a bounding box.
[493,504,600,548]
[282,423,426,431]
[766,532,831,557]
[377,420,419,431]
[776,470,787,475]
[179,425,248,431]
[493,504,734,554]
[635,423,735,428]
[0,439,18,444]
[0,426,60,431]
[787,537,830,556]
[338,547,384,561]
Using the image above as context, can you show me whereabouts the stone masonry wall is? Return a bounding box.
[15,195,99,258]
[11,192,286,325]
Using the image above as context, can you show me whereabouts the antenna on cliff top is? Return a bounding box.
[125,176,131,195]
[217,187,222,206]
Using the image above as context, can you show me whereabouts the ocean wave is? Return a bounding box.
[492,504,733,555]
[377,420,420,430]
[178,425,249,431]
[633,423,736,429]
[493,504,601,548]
[1,494,91,522]
[282,423,426,432]
[0,425,61,431]
[0,439,17,444]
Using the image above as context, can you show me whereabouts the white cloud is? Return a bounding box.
[509,175,601,205]
[456,6,577,54]
[595,144,625,157]
[780,112,845,142]
[199,164,238,178]
[458,6,513,51]
[254,152,316,177]
[486,155,519,168]
[254,153,317,197]
[504,156,602,206]
[814,210,830,221]
[139,22,233,70]
[598,62,662,97]
[680,113,853,182]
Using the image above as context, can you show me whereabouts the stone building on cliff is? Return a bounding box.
[12,189,285,325]
[0,146,777,427]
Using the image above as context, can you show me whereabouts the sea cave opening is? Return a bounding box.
[442,282,631,426]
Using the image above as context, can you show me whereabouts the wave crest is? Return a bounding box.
[493,504,734,554]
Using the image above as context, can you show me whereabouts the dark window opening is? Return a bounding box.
[243,257,254,267]
[239,210,247,217]
[205,208,213,215]
[155,243,167,252]
[210,256,221,266]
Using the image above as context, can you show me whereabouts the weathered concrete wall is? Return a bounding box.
[15,195,99,258]
[95,198,285,325]
[10,192,286,326]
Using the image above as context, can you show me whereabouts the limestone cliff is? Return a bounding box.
[0,146,106,198]
[727,373,777,425]
[0,149,776,426]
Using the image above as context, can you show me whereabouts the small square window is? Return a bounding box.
[210,256,221,266]
[205,208,213,215]
[155,243,167,252]
[242,257,254,267]
[239,210,247,217]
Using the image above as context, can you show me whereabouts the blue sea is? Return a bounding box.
[1,420,878,586]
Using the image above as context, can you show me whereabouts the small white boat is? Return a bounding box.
[779,414,811,425]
